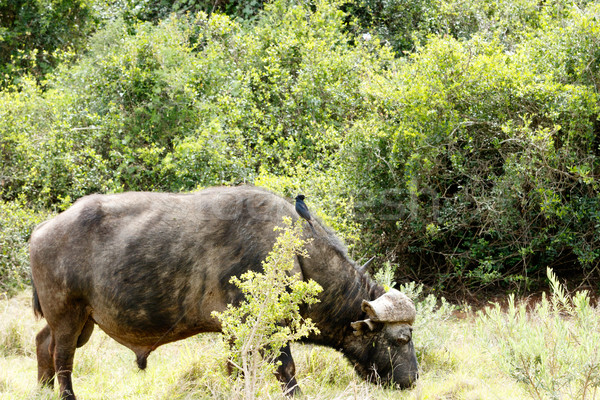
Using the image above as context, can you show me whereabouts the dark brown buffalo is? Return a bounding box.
[30,186,418,399]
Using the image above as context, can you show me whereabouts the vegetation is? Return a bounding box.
[212,218,322,398]
[478,268,600,400]
[0,200,50,295]
[1,0,599,295]
[0,0,97,87]
[2,2,599,397]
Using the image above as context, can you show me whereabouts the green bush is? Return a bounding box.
[345,0,598,56]
[122,0,265,22]
[1,0,390,203]
[344,0,442,54]
[212,217,322,398]
[0,0,97,87]
[1,0,599,294]
[340,3,600,289]
[0,75,116,206]
[0,201,51,295]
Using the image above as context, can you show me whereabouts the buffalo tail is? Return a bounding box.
[32,282,44,319]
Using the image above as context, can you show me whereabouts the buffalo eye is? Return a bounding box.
[396,327,413,345]
[396,335,410,344]
[396,336,410,345]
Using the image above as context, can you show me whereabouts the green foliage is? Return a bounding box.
[1,0,600,294]
[344,0,441,54]
[341,2,600,290]
[478,268,600,399]
[0,0,97,87]
[0,201,51,296]
[346,0,598,56]
[212,217,322,398]
[1,1,389,201]
[122,0,265,22]
[0,75,116,205]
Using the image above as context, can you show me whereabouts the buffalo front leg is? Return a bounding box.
[36,324,55,388]
[275,343,301,396]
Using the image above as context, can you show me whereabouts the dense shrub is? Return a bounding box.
[122,0,265,22]
[346,0,599,56]
[343,0,441,53]
[1,0,390,201]
[0,76,116,206]
[0,0,599,294]
[0,0,97,87]
[341,4,600,291]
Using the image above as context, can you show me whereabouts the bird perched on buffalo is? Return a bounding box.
[295,194,316,234]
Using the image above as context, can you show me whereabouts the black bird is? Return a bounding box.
[295,194,316,233]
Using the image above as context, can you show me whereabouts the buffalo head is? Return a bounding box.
[349,289,418,388]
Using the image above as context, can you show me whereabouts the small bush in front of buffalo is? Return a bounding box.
[212,217,322,399]
[478,268,600,400]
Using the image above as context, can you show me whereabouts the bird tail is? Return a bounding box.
[307,220,317,235]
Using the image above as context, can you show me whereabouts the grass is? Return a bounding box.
[12,267,600,400]
[0,290,538,400]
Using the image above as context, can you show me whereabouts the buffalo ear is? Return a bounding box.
[351,319,376,336]
[361,299,377,320]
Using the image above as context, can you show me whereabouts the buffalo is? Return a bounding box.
[30,186,418,399]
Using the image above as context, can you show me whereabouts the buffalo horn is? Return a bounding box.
[358,256,375,273]
[361,288,416,325]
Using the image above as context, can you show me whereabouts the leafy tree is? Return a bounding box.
[123,0,265,22]
[0,0,97,86]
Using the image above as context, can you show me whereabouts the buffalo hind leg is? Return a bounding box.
[36,324,55,388]
[53,308,91,400]
[275,343,301,396]
[53,326,80,400]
